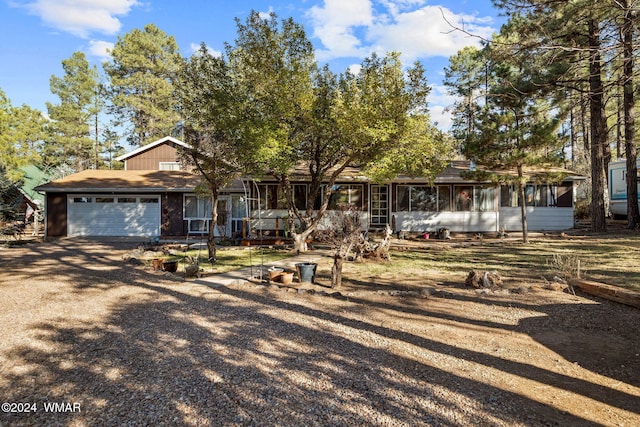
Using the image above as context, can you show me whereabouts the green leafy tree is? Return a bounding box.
[174,44,260,260]
[0,89,45,180]
[0,165,22,223]
[104,24,182,146]
[45,51,100,170]
[228,12,449,252]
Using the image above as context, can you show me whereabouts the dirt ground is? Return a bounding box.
[0,239,639,426]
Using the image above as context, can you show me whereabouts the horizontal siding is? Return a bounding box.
[499,207,574,231]
[393,211,498,233]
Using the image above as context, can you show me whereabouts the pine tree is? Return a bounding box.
[45,51,100,170]
[104,24,182,146]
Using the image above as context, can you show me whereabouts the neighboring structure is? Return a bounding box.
[608,158,640,219]
[35,136,585,239]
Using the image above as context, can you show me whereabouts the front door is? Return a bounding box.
[215,196,231,237]
[370,185,389,228]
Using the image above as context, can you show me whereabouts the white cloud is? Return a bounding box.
[16,0,139,38]
[258,7,274,20]
[308,0,374,60]
[347,63,362,75]
[189,43,222,58]
[428,84,457,131]
[308,0,495,62]
[87,40,114,61]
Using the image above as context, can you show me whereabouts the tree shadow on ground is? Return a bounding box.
[1,240,639,426]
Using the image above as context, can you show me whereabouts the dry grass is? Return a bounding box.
[311,232,640,292]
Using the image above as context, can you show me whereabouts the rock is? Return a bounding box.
[465,270,502,288]
[544,282,569,292]
[420,287,436,298]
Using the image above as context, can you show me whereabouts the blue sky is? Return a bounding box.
[0,0,503,130]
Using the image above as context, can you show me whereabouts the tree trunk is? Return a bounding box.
[331,254,343,289]
[208,198,218,261]
[517,169,529,244]
[292,228,313,253]
[622,0,640,228]
[588,18,607,232]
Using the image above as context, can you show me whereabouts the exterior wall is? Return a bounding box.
[392,211,499,233]
[125,143,181,170]
[499,207,574,231]
[249,209,369,233]
[45,193,67,237]
[161,192,186,236]
[45,191,188,238]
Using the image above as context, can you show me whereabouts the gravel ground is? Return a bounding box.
[0,239,639,426]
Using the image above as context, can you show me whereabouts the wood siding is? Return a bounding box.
[46,193,67,237]
[125,143,181,170]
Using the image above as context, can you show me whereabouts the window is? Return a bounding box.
[475,186,495,211]
[500,184,558,207]
[159,162,181,171]
[328,185,363,209]
[455,186,473,211]
[455,186,496,211]
[438,186,451,211]
[184,195,212,218]
[294,184,307,210]
[95,197,114,203]
[396,185,450,212]
[73,197,92,203]
[140,197,159,204]
[254,184,288,210]
[117,197,136,203]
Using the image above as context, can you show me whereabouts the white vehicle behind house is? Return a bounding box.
[609,158,640,218]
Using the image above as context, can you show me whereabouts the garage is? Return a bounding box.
[67,195,160,237]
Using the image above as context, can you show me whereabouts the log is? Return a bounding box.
[568,279,640,309]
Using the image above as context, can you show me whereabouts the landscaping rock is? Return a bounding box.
[465,270,502,288]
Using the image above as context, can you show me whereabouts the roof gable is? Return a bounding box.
[115,136,191,162]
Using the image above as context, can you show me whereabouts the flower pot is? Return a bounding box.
[162,260,178,273]
[296,262,317,284]
[268,267,284,282]
[152,258,164,271]
[280,271,294,285]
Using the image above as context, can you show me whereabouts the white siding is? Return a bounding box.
[499,207,574,231]
[393,211,499,233]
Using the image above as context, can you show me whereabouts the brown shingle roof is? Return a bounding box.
[35,170,203,192]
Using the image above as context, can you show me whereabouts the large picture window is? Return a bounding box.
[184,195,212,219]
[500,184,558,207]
[254,184,288,210]
[327,184,363,209]
[397,185,450,212]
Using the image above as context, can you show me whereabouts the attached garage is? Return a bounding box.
[67,195,160,237]
[35,169,204,239]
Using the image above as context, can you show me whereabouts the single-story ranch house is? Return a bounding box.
[35,136,585,239]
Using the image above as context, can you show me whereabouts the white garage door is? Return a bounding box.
[68,195,160,237]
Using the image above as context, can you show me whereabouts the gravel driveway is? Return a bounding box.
[0,240,639,426]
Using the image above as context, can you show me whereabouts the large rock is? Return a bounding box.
[465,270,502,288]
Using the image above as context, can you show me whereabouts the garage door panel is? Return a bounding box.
[68,195,160,237]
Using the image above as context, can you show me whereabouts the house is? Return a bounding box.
[247,161,584,235]
[17,165,54,234]
[35,136,585,239]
